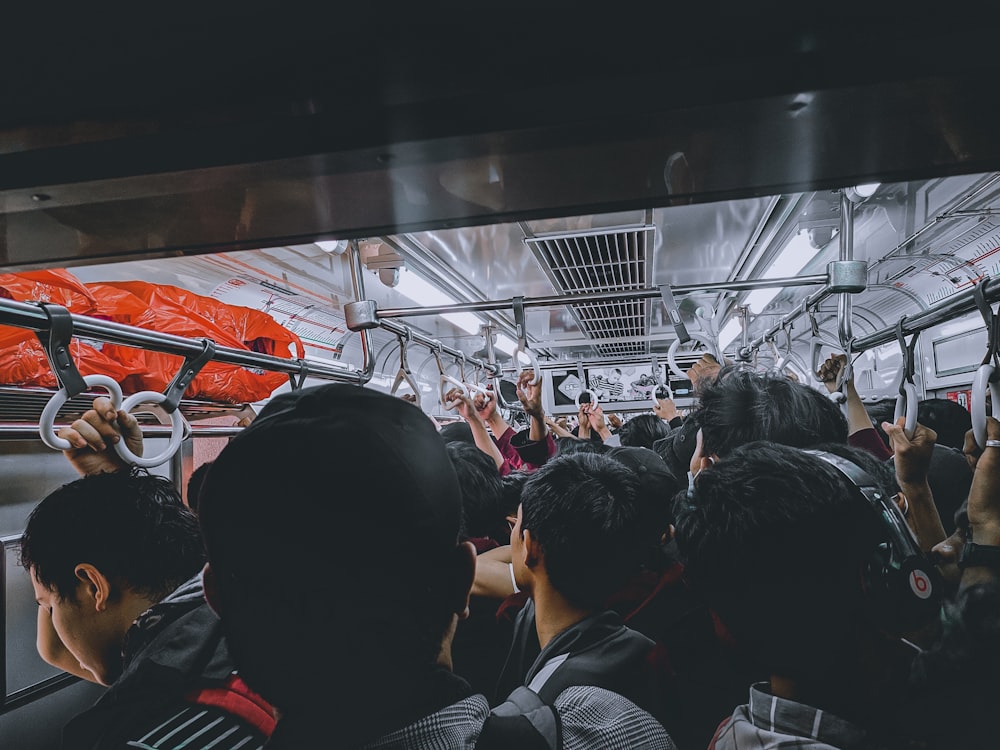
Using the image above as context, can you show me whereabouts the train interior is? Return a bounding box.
[3,8,1000,747]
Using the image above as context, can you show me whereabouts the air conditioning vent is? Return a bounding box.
[525,225,653,357]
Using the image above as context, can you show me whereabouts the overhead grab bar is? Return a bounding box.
[0,297,360,382]
[390,331,421,408]
[35,302,185,468]
[891,320,919,440]
[971,282,1000,450]
[433,343,469,411]
[509,296,541,385]
[650,355,672,405]
[575,388,600,409]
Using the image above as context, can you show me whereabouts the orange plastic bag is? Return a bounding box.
[89,281,303,403]
[0,269,131,387]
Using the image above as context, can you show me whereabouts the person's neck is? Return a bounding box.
[530,579,595,650]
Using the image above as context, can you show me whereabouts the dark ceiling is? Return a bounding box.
[2,6,998,269]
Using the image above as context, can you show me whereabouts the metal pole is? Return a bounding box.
[374,274,830,319]
[0,298,361,382]
[838,190,855,350]
[852,277,1000,352]
[379,318,499,376]
[742,286,835,353]
[348,240,375,384]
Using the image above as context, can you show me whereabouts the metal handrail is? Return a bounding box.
[0,297,362,383]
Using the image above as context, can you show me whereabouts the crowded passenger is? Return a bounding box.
[196,383,674,748]
[20,401,274,749]
[675,442,943,749]
[493,451,671,724]
[446,370,556,475]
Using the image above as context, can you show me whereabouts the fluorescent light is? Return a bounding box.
[394,268,482,335]
[718,229,827,350]
[495,334,517,355]
[742,229,826,315]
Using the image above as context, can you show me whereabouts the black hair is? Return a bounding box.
[916,398,972,452]
[20,471,204,603]
[556,435,611,455]
[439,420,476,445]
[617,413,671,450]
[186,460,214,514]
[674,441,889,679]
[693,366,848,457]
[519,453,644,608]
[499,470,529,519]
[445,440,507,545]
[863,398,897,448]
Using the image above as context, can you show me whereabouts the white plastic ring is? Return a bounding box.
[575,389,600,409]
[972,364,1000,449]
[510,344,541,385]
[667,334,721,381]
[893,381,919,440]
[39,375,124,451]
[440,375,469,411]
[113,391,186,468]
[650,383,673,406]
[391,370,421,408]
[467,382,492,404]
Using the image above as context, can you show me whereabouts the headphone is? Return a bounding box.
[804,449,943,633]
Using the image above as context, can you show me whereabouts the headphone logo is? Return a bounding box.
[909,569,933,600]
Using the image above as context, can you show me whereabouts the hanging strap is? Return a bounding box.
[974,281,1000,370]
[162,338,217,414]
[35,303,88,398]
[894,319,919,392]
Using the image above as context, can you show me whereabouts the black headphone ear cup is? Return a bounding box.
[861,543,897,627]
[862,543,941,632]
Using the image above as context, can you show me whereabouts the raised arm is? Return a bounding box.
[451,388,506,472]
[883,418,947,552]
[960,417,1000,589]
[516,369,548,443]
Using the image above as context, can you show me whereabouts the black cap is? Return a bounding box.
[199,384,462,580]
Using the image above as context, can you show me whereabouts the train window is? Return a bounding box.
[932,328,988,377]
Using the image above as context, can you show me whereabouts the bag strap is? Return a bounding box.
[477,686,561,750]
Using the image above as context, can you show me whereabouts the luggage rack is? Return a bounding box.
[0,385,256,427]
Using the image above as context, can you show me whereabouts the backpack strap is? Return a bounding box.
[477,687,561,750]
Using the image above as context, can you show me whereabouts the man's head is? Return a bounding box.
[511,452,647,609]
[617,413,671,451]
[917,398,972,452]
[19,471,204,685]
[674,442,900,680]
[197,384,475,717]
[445,439,506,544]
[691,366,848,463]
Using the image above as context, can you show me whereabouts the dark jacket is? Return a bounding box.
[61,575,273,750]
[495,598,661,719]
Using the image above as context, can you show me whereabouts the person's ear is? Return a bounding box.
[74,564,112,612]
[522,529,541,569]
[201,563,223,617]
[450,541,477,620]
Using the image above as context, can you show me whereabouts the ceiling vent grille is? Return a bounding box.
[525,225,654,357]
